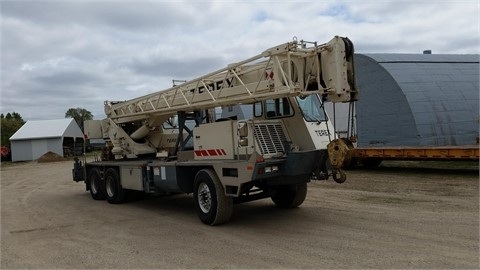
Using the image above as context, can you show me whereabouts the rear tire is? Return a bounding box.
[104,168,127,204]
[271,183,307,208]
[193,169,233,225]
[88,168,106,200]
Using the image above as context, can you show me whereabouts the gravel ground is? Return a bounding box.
[1,160,478,269]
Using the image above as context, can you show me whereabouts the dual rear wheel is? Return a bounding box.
[87,167,126,204]
[88,168,105,200]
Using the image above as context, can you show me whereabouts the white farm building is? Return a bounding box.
[9,119,84,162]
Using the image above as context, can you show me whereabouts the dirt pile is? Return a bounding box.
[37,151,66,163]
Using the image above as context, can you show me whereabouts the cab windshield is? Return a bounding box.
[296,95,327,122]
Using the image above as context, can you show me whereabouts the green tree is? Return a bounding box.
[65,107,93,131]
[1,111,25,146]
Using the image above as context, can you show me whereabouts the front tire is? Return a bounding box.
[88,168,106,200]
[104,168,127,204]
[193,169,233,225]
[271,183,307,208]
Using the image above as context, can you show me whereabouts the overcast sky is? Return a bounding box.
[1,0,479,121]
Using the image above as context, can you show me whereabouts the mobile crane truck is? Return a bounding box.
[72,36,358,225]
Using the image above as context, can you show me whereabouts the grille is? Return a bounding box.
[253,123,287,156]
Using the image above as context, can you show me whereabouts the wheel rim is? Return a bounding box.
[197,182,212,213]
[106,176,115,197]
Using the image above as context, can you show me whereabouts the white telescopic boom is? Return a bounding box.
[105,36,357,124]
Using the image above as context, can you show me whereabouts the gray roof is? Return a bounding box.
[360,54,478,63]
[355,53,479,147]
[10,118,84,141]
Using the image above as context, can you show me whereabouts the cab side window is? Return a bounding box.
[254,102,263,117]
[265,98,293,118]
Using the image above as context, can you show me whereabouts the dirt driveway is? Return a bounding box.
[1,160,478,269]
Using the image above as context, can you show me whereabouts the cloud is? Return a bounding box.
[1,1,478,121]
[128,55,224,78]
[2,1,197,31]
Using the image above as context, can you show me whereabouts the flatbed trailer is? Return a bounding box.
[352,145,479,167]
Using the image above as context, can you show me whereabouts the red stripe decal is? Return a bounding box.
[196,149,227,157]
[208,149,218,156]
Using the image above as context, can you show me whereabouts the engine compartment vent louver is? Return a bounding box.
[253,123,287,157]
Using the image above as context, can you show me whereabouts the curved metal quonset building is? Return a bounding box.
[354,53,479,147]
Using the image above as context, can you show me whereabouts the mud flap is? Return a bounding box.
[72,157,85,182]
